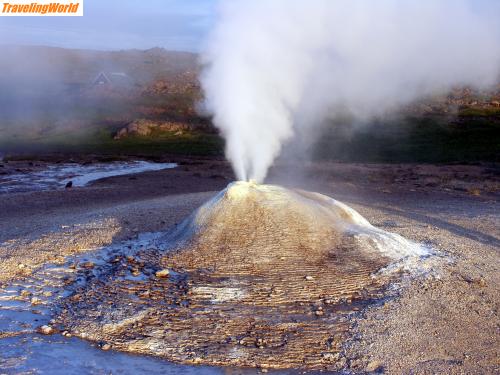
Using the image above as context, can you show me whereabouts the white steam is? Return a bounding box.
[201,0,500,182]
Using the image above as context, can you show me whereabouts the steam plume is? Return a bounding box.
[201,0,500,182]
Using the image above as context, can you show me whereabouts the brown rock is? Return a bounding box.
[30,297,42,305]
[366,360,383,372]
[38,325,55,335]
[155,269,170,278]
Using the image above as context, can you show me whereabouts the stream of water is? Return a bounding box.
[0,161,177,194]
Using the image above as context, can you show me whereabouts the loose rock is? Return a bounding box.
[366,360,383,372]
[38,325,55,335]
[62,330,72,337]
[322,352,340,362]
[155,269,170,278]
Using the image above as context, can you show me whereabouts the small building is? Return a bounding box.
[92,72,133,87]
[92,72,111,86]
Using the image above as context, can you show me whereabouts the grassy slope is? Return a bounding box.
[4,112,498,163]
[0,125,224,158]
[313,110,500,163]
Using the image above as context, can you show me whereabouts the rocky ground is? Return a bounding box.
[0,159,498,374]
[0,157,232,284]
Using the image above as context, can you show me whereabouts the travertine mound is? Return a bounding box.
[58,182,428,370]
[165,181,427,265]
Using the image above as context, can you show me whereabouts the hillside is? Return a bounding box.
[0,45,220,157]
[0,45,498,162]
[0,45,198,85]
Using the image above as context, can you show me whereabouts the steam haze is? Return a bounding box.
[201,0,500,182]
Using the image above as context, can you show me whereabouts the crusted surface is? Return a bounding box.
[56,183,413,370]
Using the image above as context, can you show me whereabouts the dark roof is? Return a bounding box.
[93,72,111,85]
[92,72,133,86]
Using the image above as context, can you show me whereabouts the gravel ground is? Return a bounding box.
[0,160,498,373]
[343,192,499,374]
[271,162,499,373]
[0,158,232,284]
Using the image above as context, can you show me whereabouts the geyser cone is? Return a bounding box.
[166,181,426,266]
[57,182,428,370]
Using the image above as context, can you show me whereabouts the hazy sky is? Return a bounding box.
[0,0,498,53]
[0,0,216,51]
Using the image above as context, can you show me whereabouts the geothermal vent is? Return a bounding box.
[57,182,427,370]
[167,181,426,263]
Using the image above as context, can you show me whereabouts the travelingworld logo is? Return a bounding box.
[1,0,83,16]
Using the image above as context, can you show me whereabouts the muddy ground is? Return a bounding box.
[0,159,498,374]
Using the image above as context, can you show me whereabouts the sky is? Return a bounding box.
[0,0,217,52]
[0,0,498,53]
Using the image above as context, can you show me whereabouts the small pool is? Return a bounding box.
[0,334,256,375]
[0,233,299,375]
[0,161,177,194]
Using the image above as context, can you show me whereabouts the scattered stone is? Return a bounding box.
[30,297,42,305]
[37,325,55,335]
[350,359,363,368]
[315,310,324,316]
[337,357,347,367]
[322,352,340,362]
[101,343,112,351]
[139,291,150,298]
[366,360,383,372]
[81,261,95,269]
[20,268,33,276]
[62,331,72,337]
[255,338,266,348]
[467,188,481,196]
[65,181,73,189]
[305,275,314,281]
[460,274,487,287]
[155,269,170,278]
